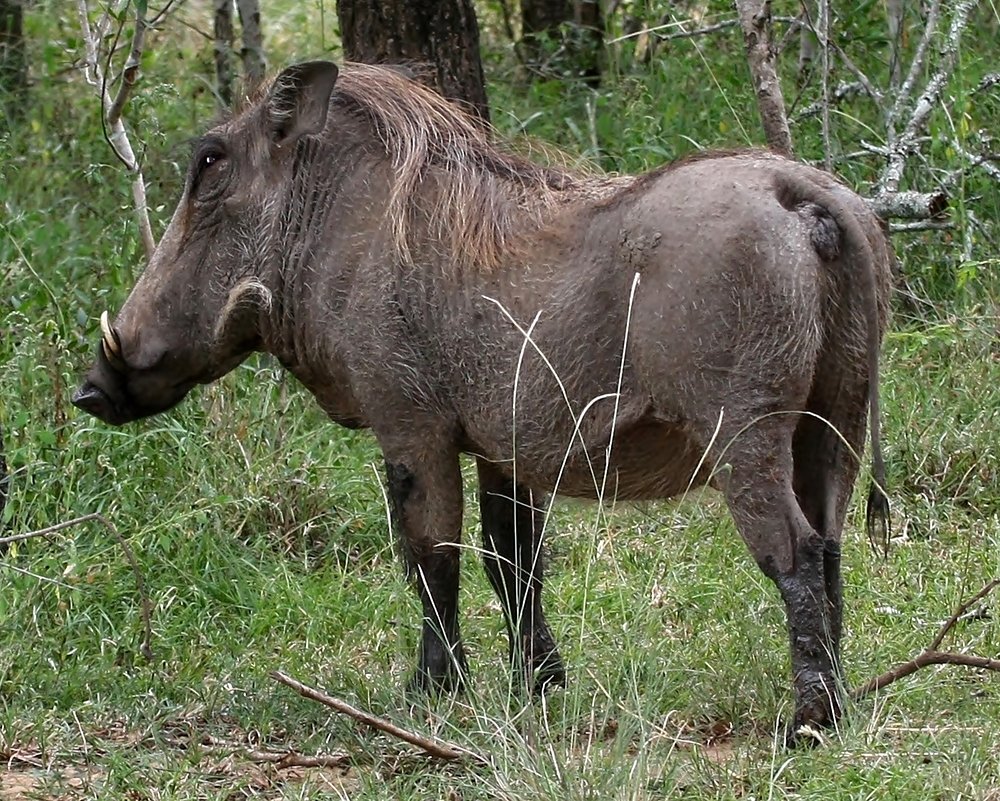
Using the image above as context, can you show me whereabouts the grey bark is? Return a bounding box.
[213,0,235,107]
[235,0,265,91]
[0,0,26,130]
[336,0,489,122]
[735,0,794,156]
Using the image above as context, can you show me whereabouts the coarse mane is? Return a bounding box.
[330,62,630,271]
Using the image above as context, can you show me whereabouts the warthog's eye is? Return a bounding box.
[191,140,229,200]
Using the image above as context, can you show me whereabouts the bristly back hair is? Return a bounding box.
[330,62,630,271]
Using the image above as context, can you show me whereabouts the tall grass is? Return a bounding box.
[1,1,998,798]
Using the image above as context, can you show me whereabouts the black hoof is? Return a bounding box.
[405,657,467,699]
[529,652,567,695]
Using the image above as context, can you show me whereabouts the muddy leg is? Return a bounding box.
[723,442,841,743]
[384,451,467,694]
[477,459,565,693]
[792,401,866,676]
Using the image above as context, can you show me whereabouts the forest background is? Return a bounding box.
[0,1,999,798]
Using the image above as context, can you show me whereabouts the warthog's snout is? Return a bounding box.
[73,314,193,426]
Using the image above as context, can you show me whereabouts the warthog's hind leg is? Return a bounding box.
[477,458,566,693]
[384,451,468,695]
[719,419,842,745]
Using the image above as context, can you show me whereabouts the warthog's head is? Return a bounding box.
[73,62,340,425]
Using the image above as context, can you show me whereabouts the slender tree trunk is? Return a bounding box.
[573,0,603,86]
[735,0,793,156]
[336,0,489,123]
[0,422,8,529]
[798,5,817,78]
[886,0,905,88]
[213,0,235,108]
[235,0,265,91]
[0,0,26,130]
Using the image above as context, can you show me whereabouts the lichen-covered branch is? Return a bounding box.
[878,0,979,198]
[869,190,948,221]
[735,0,793,156]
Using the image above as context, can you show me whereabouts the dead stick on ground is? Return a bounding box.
[270,670,486,764]
[852,579,1000,701]
[0,512,154,661]
[197,735,352,769]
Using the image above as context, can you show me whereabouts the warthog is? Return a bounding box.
[73,61,893,740]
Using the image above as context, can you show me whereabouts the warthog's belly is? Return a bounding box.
[500,419,712,502]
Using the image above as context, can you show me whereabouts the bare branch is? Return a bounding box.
[852,580,1000,701]
[655,18,738,41]
[107,3,148,124]
[735,0,793,156]
[887,0,942,136]
[798,2,883,106]
[75,0,156,259]
[270,671,486,764]
[929,579,1000,651]
[794,81,865,120]
[818,0,831,171]
[0,513,154,661]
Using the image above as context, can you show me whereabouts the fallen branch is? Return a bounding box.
[270,670,485,764]
[852,579,1000,701]
[198,735,351,769]
[0,512,154,661]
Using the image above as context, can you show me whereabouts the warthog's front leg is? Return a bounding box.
[383,447,467,694]
[476,459,565,693]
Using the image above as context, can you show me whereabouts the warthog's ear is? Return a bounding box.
[267,61,339,145]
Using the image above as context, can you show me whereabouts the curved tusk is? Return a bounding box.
[100,311,120,356]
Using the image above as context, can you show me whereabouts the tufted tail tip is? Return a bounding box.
[865,481,891,560]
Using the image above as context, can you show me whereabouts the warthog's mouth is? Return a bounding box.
[73,314,197,426]
[72,380,132,425]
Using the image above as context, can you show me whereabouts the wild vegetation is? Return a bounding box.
[1,1,998,798]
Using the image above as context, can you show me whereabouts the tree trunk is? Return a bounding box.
[235,0,266,91]
[520,0,601,84]
[735,0,793,156]
[572,0,603,85]
[213,0,235,108]
[0,0,26,130]
[336,0,489,123]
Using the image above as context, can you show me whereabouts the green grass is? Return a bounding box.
[2,1,999,798]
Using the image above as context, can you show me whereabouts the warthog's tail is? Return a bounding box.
[773,172,891,558]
